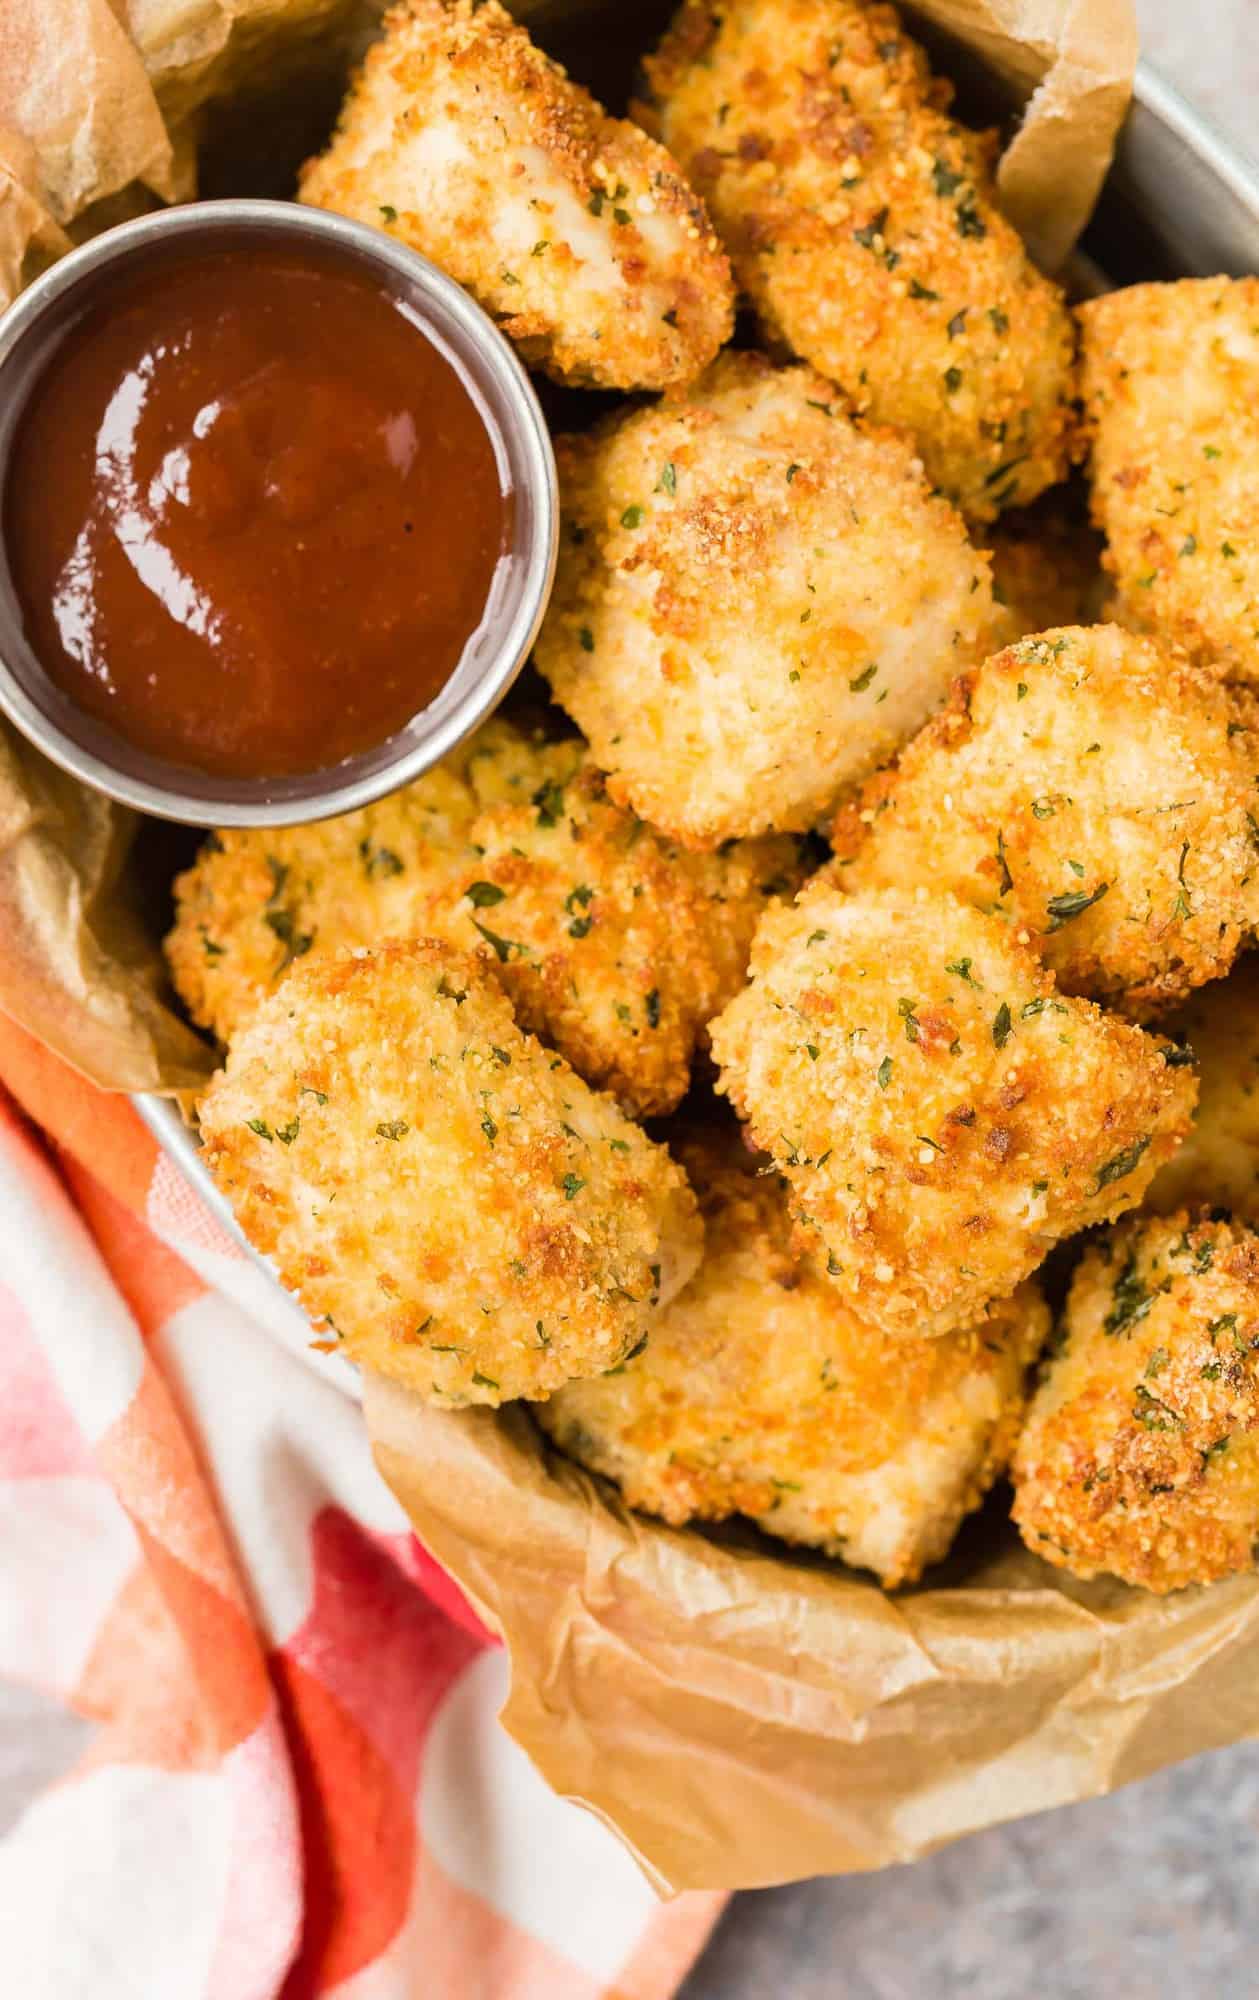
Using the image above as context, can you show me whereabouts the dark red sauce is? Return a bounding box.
[4,236,512,778]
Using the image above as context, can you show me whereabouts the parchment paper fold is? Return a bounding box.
[365,1376,1259,1890]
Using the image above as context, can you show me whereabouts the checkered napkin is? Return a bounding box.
[0,1013,721,1998]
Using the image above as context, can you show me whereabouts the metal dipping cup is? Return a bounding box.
[0,199,558,827]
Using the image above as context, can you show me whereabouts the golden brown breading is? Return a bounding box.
[831,625,1259,1019]
[537,1130,1049,1586]
[167,763,472,1047]
[167,717,803,1117]
[640,0,1076,520]
[708,881,1197,1342]
[1146,956,1259,1220]
[985,497,1107,646]
[1012,1212,1259,1592]
[197,939,703,1406]
[1079,277,1259,682]
[299,0,734,391]
[535,350,996,847]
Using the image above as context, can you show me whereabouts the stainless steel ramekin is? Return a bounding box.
[0,198,557,827]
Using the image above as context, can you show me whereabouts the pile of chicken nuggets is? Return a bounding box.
[181,0,1259,1597]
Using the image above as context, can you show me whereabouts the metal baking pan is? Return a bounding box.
[135,55,1259,1382]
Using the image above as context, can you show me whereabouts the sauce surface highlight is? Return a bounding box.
[5,238,512,778]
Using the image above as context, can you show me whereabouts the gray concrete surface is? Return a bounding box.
[683,1745,1259,1998]
[682,6,1259,1993]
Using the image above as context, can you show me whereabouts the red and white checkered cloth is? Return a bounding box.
[0,1013,722,1998]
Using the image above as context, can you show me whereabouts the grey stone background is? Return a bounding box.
[681,5,1259,1994]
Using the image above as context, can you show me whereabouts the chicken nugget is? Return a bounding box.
[708,881,1197,1341]
[456,730,805,1113]
[1146,956,1259,1220]
[197,939,703,1405]
[167,717,802,1116]
[537,1130,1048,1586]
[1012,1213,1259,1592]
[1080,277,1259,683]
[831,625,1259,1018]
[535,350,995,846]
[299,0,734,391]
[641,0,1076,520]
[985,497,1107,646]
[167,761,474,1048]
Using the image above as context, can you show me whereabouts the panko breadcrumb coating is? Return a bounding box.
[641,0,1076,520]
[985,498,1107,647]
[299,0,734,391]
[1080,277,1259,683]
[535,350,996,846]
[537,1131,1049,1586]
[831,625,1259,1019]
[197,939,703,1406]
[167,717,803,1117]
[1012,1213,1259,1592]
[168,761,471,1044]
[1146,957,1259,1220]
[708,881,1197,1342]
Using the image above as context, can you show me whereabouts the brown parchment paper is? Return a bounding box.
[908,0,1139,268]
[0,725,214,1094]
[0,122,70,306]
[14,0,1246,1902]
[365,1383,1259,1891]
[0,0,176,228]
[120,0,369,124]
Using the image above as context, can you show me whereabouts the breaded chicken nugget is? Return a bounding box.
[454,731,805,1112]
[535,351,996,846]
[299,0,734,391]
[167,761,473,1046]
[708,881,1197,1341]
[1146,956,1259,1220]
[1012,1213,1259,1592]
[197,939,703,1406]
[536,1130,1049,1586]
[1080,277,1259,683]
[985,497,1107,646]
[641,0,1076,520]
[167,718,802,1117]
[832,626,1259,1018]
